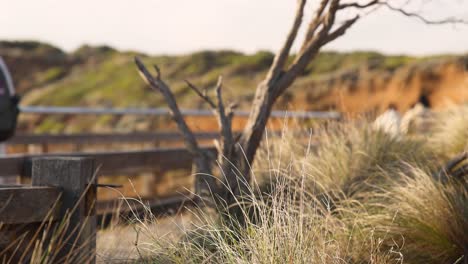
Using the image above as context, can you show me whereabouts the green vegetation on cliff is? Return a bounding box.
[18,46,420,109]
[2,40,465,133]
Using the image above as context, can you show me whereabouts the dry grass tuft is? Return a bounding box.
[374,167,467,263]
[124,112,467,264]
[137,179,404,264]
[255,120,436,200]
[430,106,468,160]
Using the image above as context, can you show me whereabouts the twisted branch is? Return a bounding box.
[435,152,468,182]
[302,0,330,48]
[267,0,307,82]
[185,80,216,109]
[338,0,379,9]
[135,57,201,155]
[214,77,235,155]
[338,0,468,24]
[185,77,236,158]
[382,2,468,25]
[135,57,219,198]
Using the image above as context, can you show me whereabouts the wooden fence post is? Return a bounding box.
[32,157,97,263]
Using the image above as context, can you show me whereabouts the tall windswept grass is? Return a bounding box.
[122,111,466,264]
[0,208,96,264]
[255,120,436,199]
[430,105,468,160]
[375,167,467,263]
[137,178,403,264]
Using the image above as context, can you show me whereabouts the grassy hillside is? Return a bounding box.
[20,47,418,108]
[2,41,466,133]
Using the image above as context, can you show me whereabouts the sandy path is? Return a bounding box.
[97,213,197,263]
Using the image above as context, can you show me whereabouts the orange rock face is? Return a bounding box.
[288,57,468,116]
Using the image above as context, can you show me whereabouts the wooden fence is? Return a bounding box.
[0,151,210,262]
[1,157,96,263]
[1,130,313,219]
[0,146,215,178]
[0,143,215,262]
[7,131,220,145]
[1,109,338,262]
[0,146,214,219]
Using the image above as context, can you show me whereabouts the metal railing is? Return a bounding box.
[19,106,342,119]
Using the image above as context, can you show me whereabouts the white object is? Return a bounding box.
[373,109,402,137]
[401,103,429,134]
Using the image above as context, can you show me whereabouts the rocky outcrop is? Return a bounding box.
[290,56,468,115]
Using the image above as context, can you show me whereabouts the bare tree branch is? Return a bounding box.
[184,76,237,190]
[382,2,468,25]
[299,0,340,57]
[152,65,161,79]
[239,0,342,167]
[338,0,379,9]
[321,0,340,30]
[184,77,235,153]
[214,76,234,155]
[135,57,217,197]
[267,0,307,81]
[302,0,330,48]
[226,102,238,120]
[339,0,468,24]
[280,0,344,95]
[135,57,200,155]
[322,15,360,44]
[184,80,217,109]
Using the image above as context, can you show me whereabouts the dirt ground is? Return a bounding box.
[97,212,197,263]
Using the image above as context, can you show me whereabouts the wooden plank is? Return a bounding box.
[90,148,197,175]
[0,155,26,176]
[0,186,61,224]
[0,147,217,177]
[8,132,220,145]
[7,130,288,145]
[32,157,97,263]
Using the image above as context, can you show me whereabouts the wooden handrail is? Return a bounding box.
[8,132,220,145]
[0,147,217,177]
[0,186,61,224]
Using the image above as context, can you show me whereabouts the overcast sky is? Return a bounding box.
[1,0,468,56]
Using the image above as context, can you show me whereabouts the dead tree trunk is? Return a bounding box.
[134,60,217,199]
[135,0,466,218]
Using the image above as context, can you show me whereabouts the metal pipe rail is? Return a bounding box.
[19,106,341,120]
